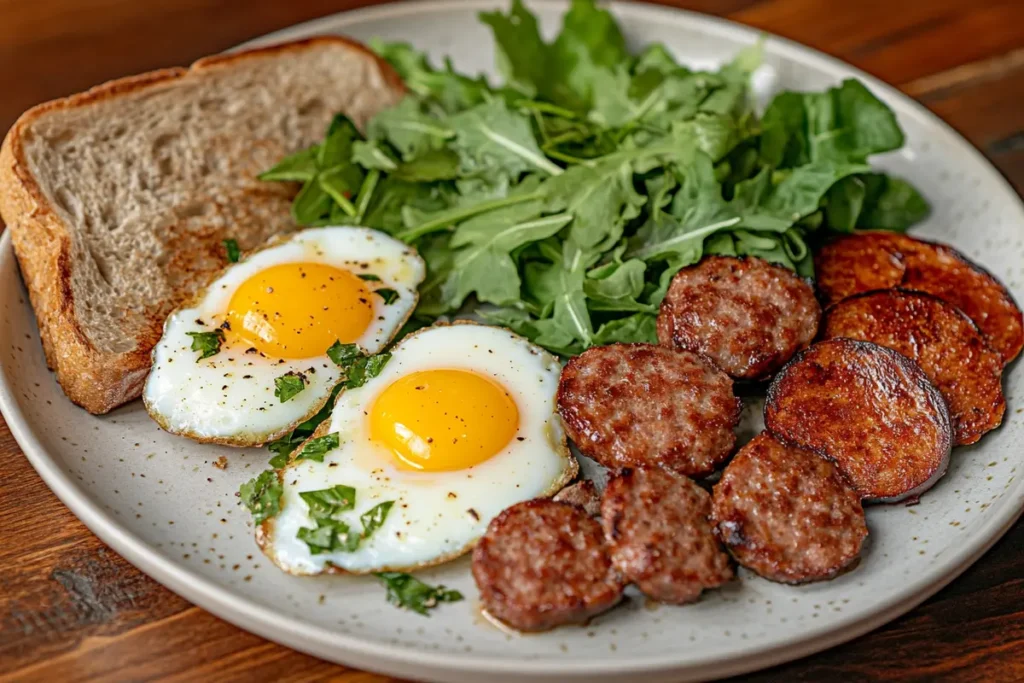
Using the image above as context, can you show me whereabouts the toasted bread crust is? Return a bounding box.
[0,37,404,414]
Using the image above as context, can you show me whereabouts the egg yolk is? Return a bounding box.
[225,263,373,359]
[369,370,520,471]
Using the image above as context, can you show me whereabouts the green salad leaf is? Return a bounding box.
[261,0,930,357]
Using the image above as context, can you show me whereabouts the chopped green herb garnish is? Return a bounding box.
[360,501,395,538]
[358,273,382,282]
[223,238,241,263]
[296,484,363,555]
[265,384,342,460]
[300,485,356,516]
[327,340,392,389]
[296,432,340,463]
[327,340,362,367]
[297,519,360,554]
[374,288,400,305]
[345,353,391,389]
[274,371,307,403]
[375,572,463,616]
[186,329,225,361]
[238,470,282,524]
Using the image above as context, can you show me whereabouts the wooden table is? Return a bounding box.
[2,0,1023,680]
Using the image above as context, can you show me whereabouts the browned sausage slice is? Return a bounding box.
[765,338,952,503]
[601,467,733,603]
[815,232,1023,364]
[472,499,624,632]
[557,344,740,477]
[712,433,867,584]
[822,289,1005,445]
[658,256,821,379]
[552,479,601,517]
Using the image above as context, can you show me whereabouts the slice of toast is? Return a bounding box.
[0,37,405,414]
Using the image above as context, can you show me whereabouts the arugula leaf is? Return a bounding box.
[414,233,458,317]
[545,157,645,255]
[584,259,654,312]
[761,79,905,166]
[448,99,563,177]
[360,501,395,538]
[528,245,596,348]
[358,273,382,282]
[825,176,866,232]
[292,175,333,225]
[296,432,340,463]
[593,313,658,344]
[369,97,454,161]
[440,188,571,309]
[764,162,872,220]
[238,470,282,524]
[374,40,493,114]
[396,189,546,243]
[374,288,400,305]
[628,153,739,262]
[375,572,464,616]
[633,43,679,74]
[274,371,307,403]
[318,167,359,217]
[392,149,462,183]
[186,329,225,361]
[671,113,746,162]
[858,173,930,230]
[268,452,289,469]
[258,145,320,182]
[352,140,400,172]
[320,115,361,167]
[551,0,629,106]
[479,0,551,100]
[223,239,241,263]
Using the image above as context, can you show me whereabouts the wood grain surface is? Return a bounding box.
[2,0,1023,681]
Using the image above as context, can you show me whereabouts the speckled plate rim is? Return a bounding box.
[2,1,1023,681]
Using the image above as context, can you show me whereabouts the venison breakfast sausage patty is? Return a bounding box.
[765,338,952,503]
[814,232,1023,365]
[822,289,1005,446]
[602,467,733,603]
[557,343,740,477]
[657,256,821,380]
[472,499,625,632]
[712,433,867,584]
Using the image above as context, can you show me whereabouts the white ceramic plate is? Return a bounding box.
[3,2,1023,681]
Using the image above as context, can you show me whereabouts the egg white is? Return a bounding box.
[144,227,424,445]
[261,323,577,575]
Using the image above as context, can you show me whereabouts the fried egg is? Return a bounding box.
[144,227,425,445]
[260,323,577,575]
